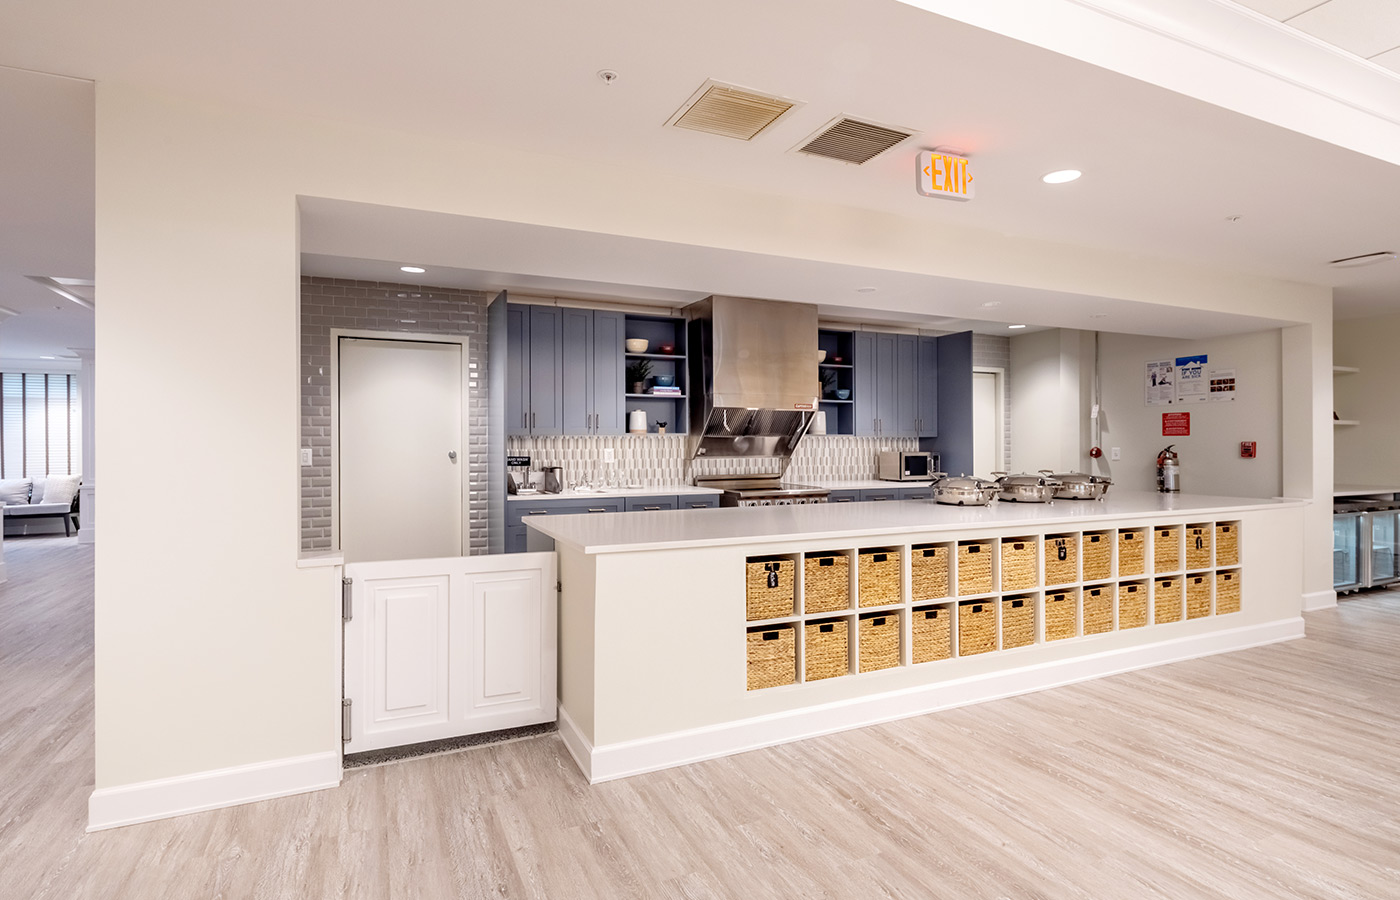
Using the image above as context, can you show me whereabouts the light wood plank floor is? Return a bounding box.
[4,537,1398,898]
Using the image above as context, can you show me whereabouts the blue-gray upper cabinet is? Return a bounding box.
[561,308,625,435]
[916,336,938,438]
[507,305,564,436]
[852,331,927,438]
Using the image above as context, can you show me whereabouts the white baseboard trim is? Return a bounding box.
[87,750,342,831]
[579,617,1305,784]
[556,707,594,783]
[1302,589,1337,611]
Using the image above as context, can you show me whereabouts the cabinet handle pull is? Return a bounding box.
[641,506,661,511]
[587,507,607,513]
[531,411,536,429]
[528,510,549,515]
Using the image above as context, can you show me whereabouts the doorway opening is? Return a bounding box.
[972,367,1005,477]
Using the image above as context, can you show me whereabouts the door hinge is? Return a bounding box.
[342,698,352,743]
[341,577,353,622]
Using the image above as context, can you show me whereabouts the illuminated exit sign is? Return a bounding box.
[917,150,974,201]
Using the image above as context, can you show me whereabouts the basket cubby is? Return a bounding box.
[741,518,1243,689]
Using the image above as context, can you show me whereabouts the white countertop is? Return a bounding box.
[1334,484,1400,498]
[524,490,1303,554]
[507,484,722,502]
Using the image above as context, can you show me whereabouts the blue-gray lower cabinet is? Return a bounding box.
[625,496,675,512]
[897,486,934,501]
[678,495,720,510]
[861,489,900,502]
[827,490,862,504]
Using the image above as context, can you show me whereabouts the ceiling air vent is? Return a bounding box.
[667,80,798,141]
[796,117,914,165]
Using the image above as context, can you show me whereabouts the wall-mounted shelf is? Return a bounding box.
[1335,419,1360,426]
[1333,365,1360,375]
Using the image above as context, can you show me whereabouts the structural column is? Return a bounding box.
[72,347,95,545]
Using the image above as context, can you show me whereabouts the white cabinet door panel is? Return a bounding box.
[344,554,556,755]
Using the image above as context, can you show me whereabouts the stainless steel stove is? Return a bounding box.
[694,474,830,507]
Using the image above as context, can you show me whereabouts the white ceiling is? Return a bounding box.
[1233,0,1400,70]
[0,67,93,361]
[2,0,1400,358]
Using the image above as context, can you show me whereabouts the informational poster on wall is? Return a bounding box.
[1174,354,1209,404]
[1145,359,1175,406]
[1209,368,1237,402]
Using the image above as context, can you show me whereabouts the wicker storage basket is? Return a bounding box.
[746,556,795,621]
[1187,573,1211,619]
[1216,570,1241,614]
[1083,584,1114,635]
[858,549,901,608]
[1118,581,1148,629]
[804,552,850,614]
[1185,525,1212,570]
[858,612,900,672]
[1000,539,1037,591]
[912,606,952,663]
[1082,532,1112,582]
[1044,534,1079,585]
[958,600,996,655]
[911,545,950,601]
[1001,596,1035,649]
[804,619,849,681]
[1118,528,1146,577]
[1045,590,1077,641]
[957,540,993,596]
[746,626,795,690]
[1154,576,1183,623]
[1216,522,1240,566]
[1154,526,1181,573]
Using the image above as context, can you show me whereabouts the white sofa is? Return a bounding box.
[0,475,82,537]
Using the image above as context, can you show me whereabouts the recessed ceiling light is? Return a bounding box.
[980,301,1001,308]
[1328,252,1396,269]
[856,287,877,293]
[39,355,55,360]
[1042,169,1082,184]
[1008,324,1027,329]
[1089,313,1109,319]
[400,265,426,274]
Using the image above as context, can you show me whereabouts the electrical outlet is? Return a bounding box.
[602,448,615,463]
[300,448,313,467]
[1110,447,1121,461]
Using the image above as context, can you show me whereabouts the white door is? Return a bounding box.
[972,369,1004,477]
[343,553,557,754]
[339,338,463,562]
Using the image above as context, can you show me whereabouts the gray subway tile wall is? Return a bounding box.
[506,434,918,487]
[300,277,492,554]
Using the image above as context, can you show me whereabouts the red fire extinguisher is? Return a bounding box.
[1156,445,1180,493]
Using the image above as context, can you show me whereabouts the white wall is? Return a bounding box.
[1334,314,1400,484]
[92,82,1337,803]
[1095,329,1284,498]
[1009,329,1093,474]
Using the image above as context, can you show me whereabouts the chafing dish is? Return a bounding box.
[1039,470,1113,500]
[992,472,1061,503]
[930,474,1000,507]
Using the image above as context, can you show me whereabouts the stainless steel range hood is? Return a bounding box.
[686,295,818,459]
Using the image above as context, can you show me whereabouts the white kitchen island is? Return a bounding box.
[525,492,1306,783]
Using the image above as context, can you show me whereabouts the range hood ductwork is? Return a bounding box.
[686,296,818,460]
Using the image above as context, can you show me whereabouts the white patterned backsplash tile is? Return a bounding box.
[506,434,917,486]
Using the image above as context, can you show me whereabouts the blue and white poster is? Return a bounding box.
[1175,354,1209,404]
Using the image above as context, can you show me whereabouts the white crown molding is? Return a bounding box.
[896,0,1400,165]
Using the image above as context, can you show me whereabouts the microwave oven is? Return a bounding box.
[877,450,938,482]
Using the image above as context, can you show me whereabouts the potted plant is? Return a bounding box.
[626,358,652,394]
[820,368,837,399]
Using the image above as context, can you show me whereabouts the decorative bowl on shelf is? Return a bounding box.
[835,389,851,400]
[832,356,844,364]
[652,375,675,387]
[625,338,649,353]
[817,350,827,363]
[659,343,675,354]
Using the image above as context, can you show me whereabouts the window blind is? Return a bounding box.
[0,373,82,479]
